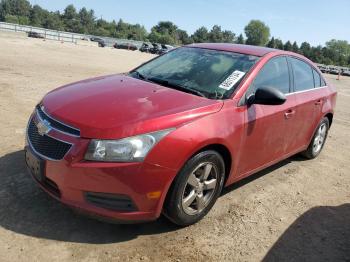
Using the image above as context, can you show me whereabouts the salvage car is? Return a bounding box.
[158,44,173,55]
[27,31,44,39]
[114,42,138,51]
[342,68,350,76]
[25,43,336,225]
[149,43,161,54]
[140,43,151,53]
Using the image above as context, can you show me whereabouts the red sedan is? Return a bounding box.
[25,43,337,225]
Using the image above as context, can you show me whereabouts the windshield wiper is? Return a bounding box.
[131,70,147,80]
[148,77,207,98]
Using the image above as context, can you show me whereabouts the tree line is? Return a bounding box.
[1,0,349,66]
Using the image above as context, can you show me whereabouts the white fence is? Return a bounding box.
[0,21,144,47]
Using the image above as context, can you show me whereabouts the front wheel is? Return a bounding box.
[302,117,329,159]
[163,150,225,226]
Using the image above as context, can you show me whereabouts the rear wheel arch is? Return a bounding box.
[324,112,333,127]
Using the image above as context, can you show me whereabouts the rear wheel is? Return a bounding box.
[302,117,329,159]
[164,150,225,226]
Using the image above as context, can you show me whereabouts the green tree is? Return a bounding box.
[222,30,235,43]
[236,33,244,44]
[208,25,223,43]
[244,20,270,46]
[176,29,193,44]
[274,38,284,50]
[114,19,147,40]
[326,39,350,57]
[78,7,95,34]
[283,40,292,51]
[267,37,275,48]
[300,42,311,57]
[43,11,63,30]
[0,0,31,22]
[29,4,45,27]
[0,0,31,18]
[148,21,179,44]
[292,41,299,53]
[191,26,209,43]
[62,4,80,32]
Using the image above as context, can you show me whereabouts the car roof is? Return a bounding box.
[187,43,279,57]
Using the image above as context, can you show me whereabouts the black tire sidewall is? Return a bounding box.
[164,150,225,226]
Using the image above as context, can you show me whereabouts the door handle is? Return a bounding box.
[315,99,323,106]
[284,109,296,119]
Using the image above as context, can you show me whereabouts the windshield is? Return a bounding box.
[130,47,259,99]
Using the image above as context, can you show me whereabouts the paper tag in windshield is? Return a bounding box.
[219,70,246,90]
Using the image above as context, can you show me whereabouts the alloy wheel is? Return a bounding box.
[312,123,327,154]
[181,162,218,215]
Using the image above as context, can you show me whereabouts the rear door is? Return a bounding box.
[237,56,298,177]
[287,57,327,150]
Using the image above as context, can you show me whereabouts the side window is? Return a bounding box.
[290,58,314,91]
[312,69,321,88]
[321,77,327,87]
[249,56,290,95]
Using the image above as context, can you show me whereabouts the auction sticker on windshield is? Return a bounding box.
[219,70,246,90]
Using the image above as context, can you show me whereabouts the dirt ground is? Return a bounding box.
[0,31,349,262]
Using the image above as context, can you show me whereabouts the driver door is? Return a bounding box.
[237,56,298,177]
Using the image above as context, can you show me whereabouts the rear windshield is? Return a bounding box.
[130,47,259,99]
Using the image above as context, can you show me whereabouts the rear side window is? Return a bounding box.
[249,56,290,95]
[289,58,314,91]
[313,69,321,88]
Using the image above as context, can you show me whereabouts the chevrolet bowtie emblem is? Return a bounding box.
[36,119,52,136]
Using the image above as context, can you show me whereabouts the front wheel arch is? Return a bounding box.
[163,149,226,225]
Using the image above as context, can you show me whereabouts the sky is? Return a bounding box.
[30,0,349,46]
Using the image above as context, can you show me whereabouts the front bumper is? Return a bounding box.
[25,110,177,222]
[25,144,177,222]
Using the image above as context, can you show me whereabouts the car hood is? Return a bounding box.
[42,74,223,139]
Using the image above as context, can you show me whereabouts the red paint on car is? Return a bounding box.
[25,44,337,224]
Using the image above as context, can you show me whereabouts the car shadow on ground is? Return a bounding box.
[1,149,344,250]
[263,204,350,262]
[222,154,307,196]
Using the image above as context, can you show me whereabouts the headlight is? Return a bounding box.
[84,129,174,162]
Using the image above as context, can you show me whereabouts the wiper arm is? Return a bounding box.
[148,77,207,98]
[130,70,147,80]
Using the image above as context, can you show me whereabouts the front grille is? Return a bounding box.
[36,105,80,136]
[28,118,72,160]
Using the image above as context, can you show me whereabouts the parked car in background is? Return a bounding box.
[89,37,106,47]
[150,43,161,54]
[158,44,172,55]
[317,65,329,74]
[114,42,138,51]
[329,67,340,75]
[25,44,336,226]
[98,40,106,47]
[140,43,151,53]
[27,31,44,39]
[90,37,103,42]
[342,68,350,76]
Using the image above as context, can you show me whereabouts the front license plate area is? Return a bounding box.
[25,148,45,182]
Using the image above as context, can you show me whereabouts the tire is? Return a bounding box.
[301,117,329,159]
[163,150,225,226]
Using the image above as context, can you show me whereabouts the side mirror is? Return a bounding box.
[247,86,286,106]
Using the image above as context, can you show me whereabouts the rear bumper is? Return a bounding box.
[25,145,177,223]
